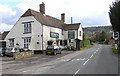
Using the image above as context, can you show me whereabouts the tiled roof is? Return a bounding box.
[21,9,64,29]
[21,9,80,30]
[2,31,9,40]
[63,23,80,30]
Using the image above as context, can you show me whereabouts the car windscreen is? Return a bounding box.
[6,48,12,52]
[47,46,53,50]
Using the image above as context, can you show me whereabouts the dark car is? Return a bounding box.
[5,48,25,57]
[46,45,61,55]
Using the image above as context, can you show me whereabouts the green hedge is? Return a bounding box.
[84,38,90,47]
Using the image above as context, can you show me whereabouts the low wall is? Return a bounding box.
[13,50,34,60]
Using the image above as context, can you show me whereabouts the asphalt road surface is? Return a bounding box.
[2,44,118,75]
[40,44,118,75]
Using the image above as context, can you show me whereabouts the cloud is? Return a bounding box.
[0,3,24,32]
[0,23,13,33]
[18,0,114,25]
[0,0,114,32]
[0,4,24,25]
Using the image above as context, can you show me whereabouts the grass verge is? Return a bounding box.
[80,44,93,50]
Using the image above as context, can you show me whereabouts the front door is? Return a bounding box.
[76,40,80,50]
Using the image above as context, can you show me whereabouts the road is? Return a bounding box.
[40,44,118,75]
[2,44,118,75]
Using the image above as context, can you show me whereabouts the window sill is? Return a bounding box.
[23,32,31,34]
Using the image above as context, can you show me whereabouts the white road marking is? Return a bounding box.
[77,59,80,61]
[94,51,96,54]
[23,71,27,72]
[72,58,85,61]
[80,58,85,61]
[96,50,98,52]
[90,54,93,58]
[73,69,80,76]
[83,59,89,66]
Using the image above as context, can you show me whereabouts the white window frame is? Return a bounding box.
[24,23,31,33]
[24,37,31,48]
[9,39,14,47]
[79,31,81,36]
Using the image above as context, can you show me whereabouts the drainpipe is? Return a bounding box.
[42,24,43,53]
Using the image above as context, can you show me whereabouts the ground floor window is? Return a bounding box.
[9,39,14,47]
[24,37,31,48]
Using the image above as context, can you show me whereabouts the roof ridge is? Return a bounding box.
[46,15,63,23]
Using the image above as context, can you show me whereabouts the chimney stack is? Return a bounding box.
[61,13,65,23]
[40,2,45,14]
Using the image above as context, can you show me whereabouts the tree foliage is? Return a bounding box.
[109,1,120,32]
[98,31,108,42]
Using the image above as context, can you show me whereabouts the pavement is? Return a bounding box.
[1,44,119,75]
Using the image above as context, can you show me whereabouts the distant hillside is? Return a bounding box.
[83,26,113,39]
[83,26,113,32]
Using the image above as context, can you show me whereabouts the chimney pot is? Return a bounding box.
[61,13,65,23]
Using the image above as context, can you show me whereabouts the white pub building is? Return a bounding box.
[5,3,83,53]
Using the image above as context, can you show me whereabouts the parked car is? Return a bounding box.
[0,48,6,57]
[46,45,61,55]
[5,48,25,57]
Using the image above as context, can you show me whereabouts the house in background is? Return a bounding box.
[5,2,83,53]
[0,31,9,48]
[0,31,9,40]
[0,33,2,40]
[2,31,9,40]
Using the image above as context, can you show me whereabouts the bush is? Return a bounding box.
[112,46,118,54]
[84,38,90,47]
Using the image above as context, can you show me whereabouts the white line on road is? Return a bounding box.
[94,51,96,54]
[83,59,89,66]
[23,71,27,72]
[81,58,85,61]
[96,50,98,52]
[90,54,93,58]
[73,69,80,76]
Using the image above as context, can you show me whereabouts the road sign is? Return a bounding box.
[113,32,119,39]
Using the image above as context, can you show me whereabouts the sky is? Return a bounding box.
[0,0,114,32]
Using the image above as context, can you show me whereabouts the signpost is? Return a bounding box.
[113,32,119,49]
[50,32,59,38]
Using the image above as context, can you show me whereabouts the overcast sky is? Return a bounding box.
[0,0,114,32]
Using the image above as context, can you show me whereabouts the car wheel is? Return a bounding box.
[60,52,61,54]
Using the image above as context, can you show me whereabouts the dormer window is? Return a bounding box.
[24,23,31,33]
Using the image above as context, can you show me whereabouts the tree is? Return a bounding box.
[109,1,120,52]
[109,1,120,32]
[98,31,108,43]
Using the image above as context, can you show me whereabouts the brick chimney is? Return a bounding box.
[61,13,65,23]
[40,2,45,14]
